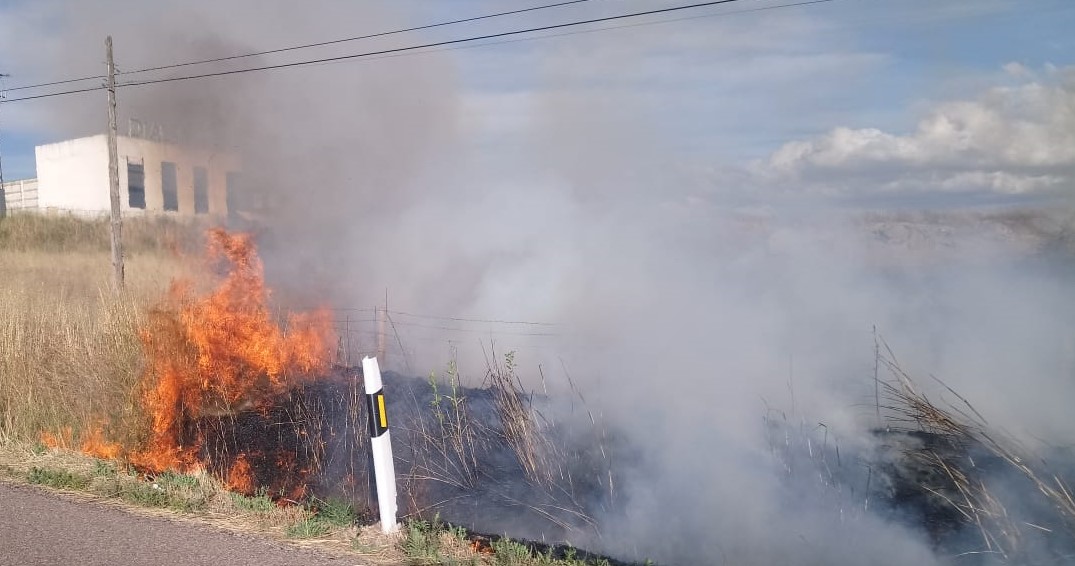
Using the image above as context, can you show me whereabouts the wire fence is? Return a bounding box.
[323,305,568,375]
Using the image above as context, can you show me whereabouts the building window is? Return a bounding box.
[193,167,209,214]
[161,161,178,212]
[225,172,241,216]
[127,162,146,209]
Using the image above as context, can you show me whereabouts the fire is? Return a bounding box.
[132,229,336,485]
[226,454,257,495]
[81,427,123,460]
[40,427,73,450]
[470,540,494,555]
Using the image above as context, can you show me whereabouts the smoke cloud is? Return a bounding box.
[2,1,1073,563]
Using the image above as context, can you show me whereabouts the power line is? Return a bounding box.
[0,0,836,104]
[112,0,784,90]
[324,307,558,326]
[330,0,838,68]
[389,310,559,327]
[326,316,560,336]
[2,73,105,93]
[372,318,561,337]
[0,84,104,103]
[120,0,601,76]
[2,0,601,93]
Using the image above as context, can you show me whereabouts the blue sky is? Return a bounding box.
[1,0,1073,205]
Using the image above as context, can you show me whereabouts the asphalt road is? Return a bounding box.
[0,481,359,566]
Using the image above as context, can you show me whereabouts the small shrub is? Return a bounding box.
[119,479,206,512]
[27,467,91,490]
[447,523,467,542]
[286,517,329,539]
[309,496,356,527]
[155,471,199,489]
[403,518,442,562]
[92,459,117,477]
[491,538,532,566]
[229,490,276,513]
[121,482,171,507]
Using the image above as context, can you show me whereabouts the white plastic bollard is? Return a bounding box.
[362,356,398,533]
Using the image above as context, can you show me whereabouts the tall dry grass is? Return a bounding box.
[0,213,195,447]
[0,210,204,255]
[875,345,1075,562]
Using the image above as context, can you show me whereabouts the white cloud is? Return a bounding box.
[756,65,1075,196]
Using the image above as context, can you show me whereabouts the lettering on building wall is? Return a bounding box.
[128,118,167,143]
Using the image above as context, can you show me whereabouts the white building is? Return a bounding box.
[6,134,241,217]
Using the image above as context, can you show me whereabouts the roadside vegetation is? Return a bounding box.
[0,212,624,566]
[0,441,625,565]
[0,212,194,447]
[395,516,632,566]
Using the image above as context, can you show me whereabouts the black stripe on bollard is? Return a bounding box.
[366,388,389,438]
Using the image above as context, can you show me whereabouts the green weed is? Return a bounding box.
[92,459,117,477]
[155,470,199,489]
[26,467,91,490]
[492,538,531,565]
[309,496,357,527]
[286,517,330,539]
[403,518,442,563]
[120,481,203,512]
[229,489,276,513]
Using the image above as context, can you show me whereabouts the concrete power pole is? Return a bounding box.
[105,36,125,290]
[0,73,9,218]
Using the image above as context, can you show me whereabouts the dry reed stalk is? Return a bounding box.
[876,342,1075,562]
[486,349,553,487]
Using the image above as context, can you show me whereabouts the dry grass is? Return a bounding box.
[0,211,204,255]
[487,350,554,488]
[876,343,1075,562]
[0,213,194,446]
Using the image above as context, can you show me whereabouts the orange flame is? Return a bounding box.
[40,427,73,450]
[80,427,123,460]
[132,229,335,485]
[226,454,257,495]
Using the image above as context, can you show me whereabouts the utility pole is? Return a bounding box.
[105,37,125,290]
[0,72,10,218]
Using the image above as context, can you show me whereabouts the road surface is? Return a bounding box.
[0,481,359,566]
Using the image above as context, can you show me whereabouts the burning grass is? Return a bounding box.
[0,220,341,501]
[131,228,336,482]
[1,216,623,563]
[0,253,181,446]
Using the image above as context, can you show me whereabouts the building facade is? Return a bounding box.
[29,134,240,217]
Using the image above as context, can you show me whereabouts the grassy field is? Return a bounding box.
[0,213,194,446]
